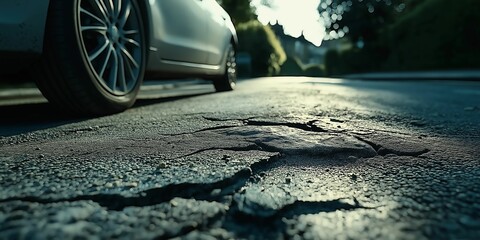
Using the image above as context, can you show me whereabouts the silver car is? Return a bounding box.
[0,0,237,115]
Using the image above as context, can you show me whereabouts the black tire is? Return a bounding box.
[213,43,237,92]
[34,0,146,116]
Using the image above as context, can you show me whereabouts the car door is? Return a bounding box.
[152,0,211,64]
[202,0,232,65]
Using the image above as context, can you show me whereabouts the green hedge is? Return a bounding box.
[383,0,480,70]
[236,21,286,77]
[324,0,480,75]
[304,64,325,77]
[279,57,325,77]
[278,57,304,76]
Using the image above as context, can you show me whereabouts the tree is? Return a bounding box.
[217,0,286,77]
[322,0,414,44]
[217,0,256,25]
[323,0,480,74]
[320,0,411,75]
[383,0,480,70]
[236,21,286,76]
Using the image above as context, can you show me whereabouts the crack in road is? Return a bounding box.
[244,119,327,133]
[354,136,430,157]
[162,125,241,136]
[169,144,267,160]
[233,196,374,220]
[63,125,113,134]
[0,145,374,239]
[0,167,251,211]
[1,117,416,238]
[202,116,260,122]
[219,196,376,239]
[202,116,328,133]
[0,153,281,209]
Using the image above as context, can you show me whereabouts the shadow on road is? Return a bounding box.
[134,92,214,108]
[0,102,81,137]
[0,89,214,137]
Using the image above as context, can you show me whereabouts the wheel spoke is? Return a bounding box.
[80,7,107,26]
[116,49,127,92]
[87,0,110,24]
[88,38,110,61]
[122,37,140,48]
[118,1,132,28]
[108,49,118,90]
[122,50,137,81]
[81,25,108,34]
[120,46,139,69]
[98,46,114,78]
[123,29,139,35]
[113,0,122,19]
[103,0,115,16]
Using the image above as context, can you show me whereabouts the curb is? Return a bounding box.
[342,71,480,80]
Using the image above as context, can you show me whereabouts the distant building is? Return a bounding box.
[269,23,351,66]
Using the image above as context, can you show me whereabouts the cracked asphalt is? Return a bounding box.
[1,77,479,239]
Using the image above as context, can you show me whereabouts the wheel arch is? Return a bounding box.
[135,0,152,62]
[231,36,238,51]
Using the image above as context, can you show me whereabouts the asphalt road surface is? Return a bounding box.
[1,77,479,239]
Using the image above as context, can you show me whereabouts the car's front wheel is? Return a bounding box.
[34,0,146,115]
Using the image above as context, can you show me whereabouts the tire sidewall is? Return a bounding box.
[226,44,237,88]
[213,42,236,92]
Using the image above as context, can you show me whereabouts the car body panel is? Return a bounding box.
[0,0,236,78]
[144,0,235,78]
[0,0,50,73]
[147,0,210,65]
[203,0,235,65]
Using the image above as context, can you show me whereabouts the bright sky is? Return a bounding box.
[251,0,326,46]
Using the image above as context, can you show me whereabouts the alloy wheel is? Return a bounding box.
[78,0,143,96]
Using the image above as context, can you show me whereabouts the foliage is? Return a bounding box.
[382,0,480,70]
[325,47,382,75]
[236,21,286,77]
[324,0,410,43]
[279,57,325,77]
[304,64,325,77]
[217,0,256,24]
[278,57,304,76]
[324,0,480,75]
